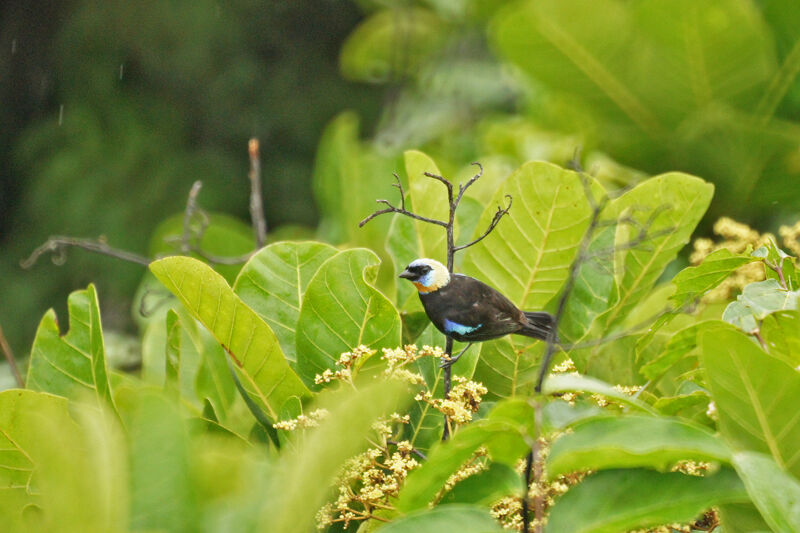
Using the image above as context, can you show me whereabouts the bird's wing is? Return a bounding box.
[440,275,522,333]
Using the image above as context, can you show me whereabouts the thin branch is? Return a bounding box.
[0,323,24,387]
[182,180,204,253]
[21,236,151,269]
[454,162,483,208]
[453,195,512,252]
[248,138,267,248]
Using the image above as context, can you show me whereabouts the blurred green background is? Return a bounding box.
[3,0,800,359]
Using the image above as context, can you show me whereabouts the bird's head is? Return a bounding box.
[399,258,450,293]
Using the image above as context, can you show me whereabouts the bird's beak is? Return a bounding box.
[399,269,414,280]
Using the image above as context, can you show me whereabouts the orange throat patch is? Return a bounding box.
[413,282,437,294]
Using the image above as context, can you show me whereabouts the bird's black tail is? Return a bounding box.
[520,311,556,341]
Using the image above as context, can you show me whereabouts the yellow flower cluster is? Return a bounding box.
[316,440,420,529]
[415,376,488,424]
[690,217,774,302]
[314,345,377,385]
[779,220,800,257]
[272,408,329,431]
[439,447,489,497]
[490,441,587,532]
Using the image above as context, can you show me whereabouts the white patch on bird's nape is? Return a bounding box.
[410,258,450,293]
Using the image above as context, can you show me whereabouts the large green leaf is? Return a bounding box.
[545,468,748,533]
[27,284,116,412]
[473,337,543,400]
[377,504,504,533]
[700,325,800,478]
[119,388,197,533]
[396,420,519,513]
[462,161,604,310]
[150,256,310,419]
[542,373,657,414]
[490,0,785,214]
[559,223,616,343]
[312,112,399,249]
[295,248,402,387]
[598,173,714,329]
[0,390,127,533]
[670,248,759,307]
[233,241,338,365]
[547,415,731,478]
[732,451,800,533]
[438,463,520,507]
[723,279,800,333]
[339,8,447,83]
[761,310,800,366]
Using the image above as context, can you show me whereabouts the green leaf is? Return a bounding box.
[545,468,748,533]
[439,463,521,506]
[473,337,544,400]
[462,161,604,310]
[542,373,657,414]
[119,389,197,533]
[640,320,722,382]
[559,223,616,343]
[339,8,447,83]
[671,248,758,307]
[723,279,799,332]
[547,415,731,478]
[27,284,116,413]
[732,451,800,533]
[233,241,338,364]
[761,310,800,366]
[700,325,800,477]
[0,390,127,533]
[377,504,504,533]
[150,256,311,419]
[396,420,517,513]
[312,112,400,253]
[295,248,401,387]
[598,173,714,329]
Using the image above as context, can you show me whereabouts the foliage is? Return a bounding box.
[6,1,800,532]
[6,146,800,532]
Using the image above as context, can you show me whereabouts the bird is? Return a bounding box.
[399,258,555,368]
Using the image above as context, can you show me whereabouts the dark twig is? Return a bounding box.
[0,323,24,387]
[453,195,512,252]
[21,236,151,269]
[248,138,267,248]
[360,162,510,441]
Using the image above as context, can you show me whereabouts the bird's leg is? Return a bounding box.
[440,343,473,369]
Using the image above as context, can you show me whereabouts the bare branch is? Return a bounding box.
[182,180,204,253]
[21,236,151,269]
[454,162,483,208]
[248,138,267,248]
[422,171,454,202]
[0,322,23,387]
[359,198,449,228]
[453,195,512,252]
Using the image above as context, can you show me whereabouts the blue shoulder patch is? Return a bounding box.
[443,319,482,336]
